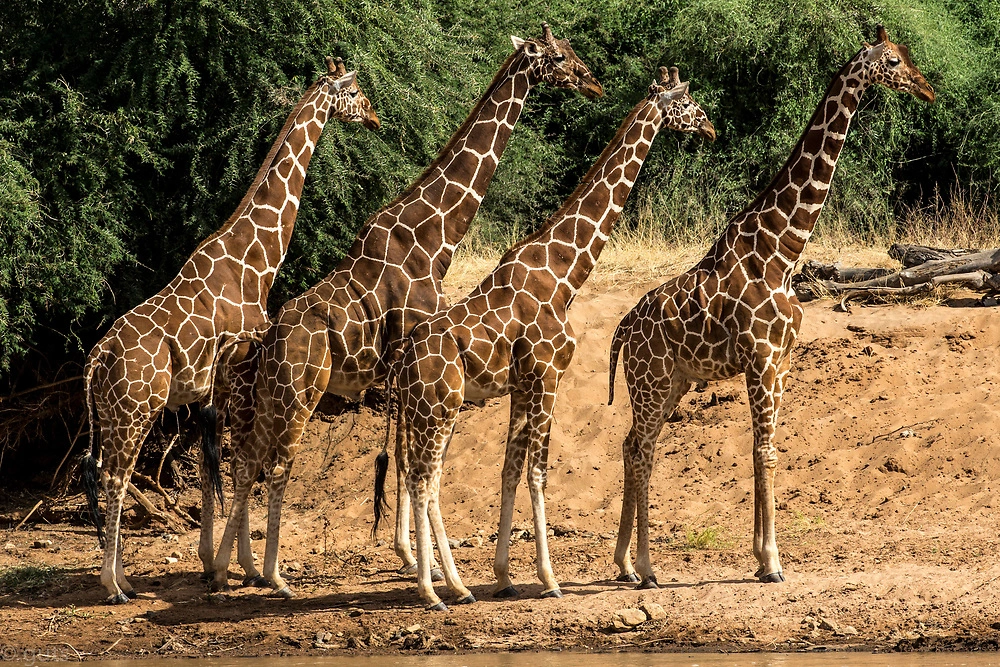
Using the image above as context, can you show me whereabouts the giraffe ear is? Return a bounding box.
[865,41,886,61]
[332,70,356,91]
[511,35,525,50]
[876,25,890,43]
[660,81,689,102]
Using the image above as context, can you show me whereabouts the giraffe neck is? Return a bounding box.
[195,75,335,292]
[506,95,663,295]
[360,51,535,283]
[712,50,870,272]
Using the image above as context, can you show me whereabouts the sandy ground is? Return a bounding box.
[2,249,1000,660]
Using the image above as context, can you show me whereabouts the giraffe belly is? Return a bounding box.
[463,377,507,402]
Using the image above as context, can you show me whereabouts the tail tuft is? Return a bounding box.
[199,404,225,511]
[81,454,105,548]
[372,450,390,538]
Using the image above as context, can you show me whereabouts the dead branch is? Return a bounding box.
[837,271,989,312]
[888,243,983,268]
[126,482,177,528]
[14,499,45,530]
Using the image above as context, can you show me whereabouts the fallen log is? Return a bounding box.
[888,243,982,268]
[812,249,1000,293]
[837,271,990,312]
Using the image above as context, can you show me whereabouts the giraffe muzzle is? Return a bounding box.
[580,78,605,100]
[912,78,935,103]
[699,119,717,142]
[363,110,381,130]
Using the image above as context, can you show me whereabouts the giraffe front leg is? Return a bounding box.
[747,361,785,583]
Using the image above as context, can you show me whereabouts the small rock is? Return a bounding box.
[314,630,333,644]
[163,556,179,565]
[169,550,182,560]
[616,608,647,628]
[404,624,422,635]
[819,618,840,632]
[285,561,302,573]
[3,542,16,551]
[348,608,364,617]
[447,538,461,549]
[841,625,859,636]
[883,457,908,474]
[444,618,458,626]
[640,601,667,621]
[460,536,483,548]
[31,540,52,549]
[345,636,366,649]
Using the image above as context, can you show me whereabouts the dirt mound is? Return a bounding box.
[2,277,1000,658]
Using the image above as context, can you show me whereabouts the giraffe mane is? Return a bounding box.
[220,70,333,232]
[718,47,865,227]
[369,50,526,214]
[501,92,650,255]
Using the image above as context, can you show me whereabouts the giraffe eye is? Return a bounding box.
[349,90,359,97]
[553,54,566,63]
[888,57,901,67]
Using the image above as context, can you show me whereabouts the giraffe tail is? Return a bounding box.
[80,349,106,548]
[373,340,408,538]
[608,310,635,406]
[198,404,226,512]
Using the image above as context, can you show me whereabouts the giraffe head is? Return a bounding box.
[510,23,604,99]
[650,66,716,141]
[323,56,381,130]
[861,26,935,103]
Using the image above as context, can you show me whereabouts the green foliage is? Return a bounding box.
[0,0,997,387]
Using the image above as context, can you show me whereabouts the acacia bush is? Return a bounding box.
[0,0,997,477]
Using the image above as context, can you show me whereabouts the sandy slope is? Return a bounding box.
[1,256,1000,658]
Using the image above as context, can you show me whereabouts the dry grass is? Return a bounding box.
[446,191,1000,298]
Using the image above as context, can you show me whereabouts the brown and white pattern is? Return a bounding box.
[607,27,935,588]
[385,67,715,610]
[81,57,378,604]
[210,24,604,597]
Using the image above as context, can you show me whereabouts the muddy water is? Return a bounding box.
[104,653,1000,667]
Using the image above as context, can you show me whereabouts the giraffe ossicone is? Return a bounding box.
[209,23,603,598]
[80,56,378,604]
[385,65,713,610]
[608,26,934,589]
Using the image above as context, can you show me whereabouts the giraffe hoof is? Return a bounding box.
[242,575,269,588]
[637,575,659,590]
[540,588,563,599]
[427,602,449,612]
[270,586,295,599]
[431,568,445,583]
[200,571,213,583]
[124,589,138,599]
[107,593,132,605]
[455,594,477,605]
[397,564,418,576]
[759,571,785,583]
[616,573,640,583]
[493,585,518,599]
